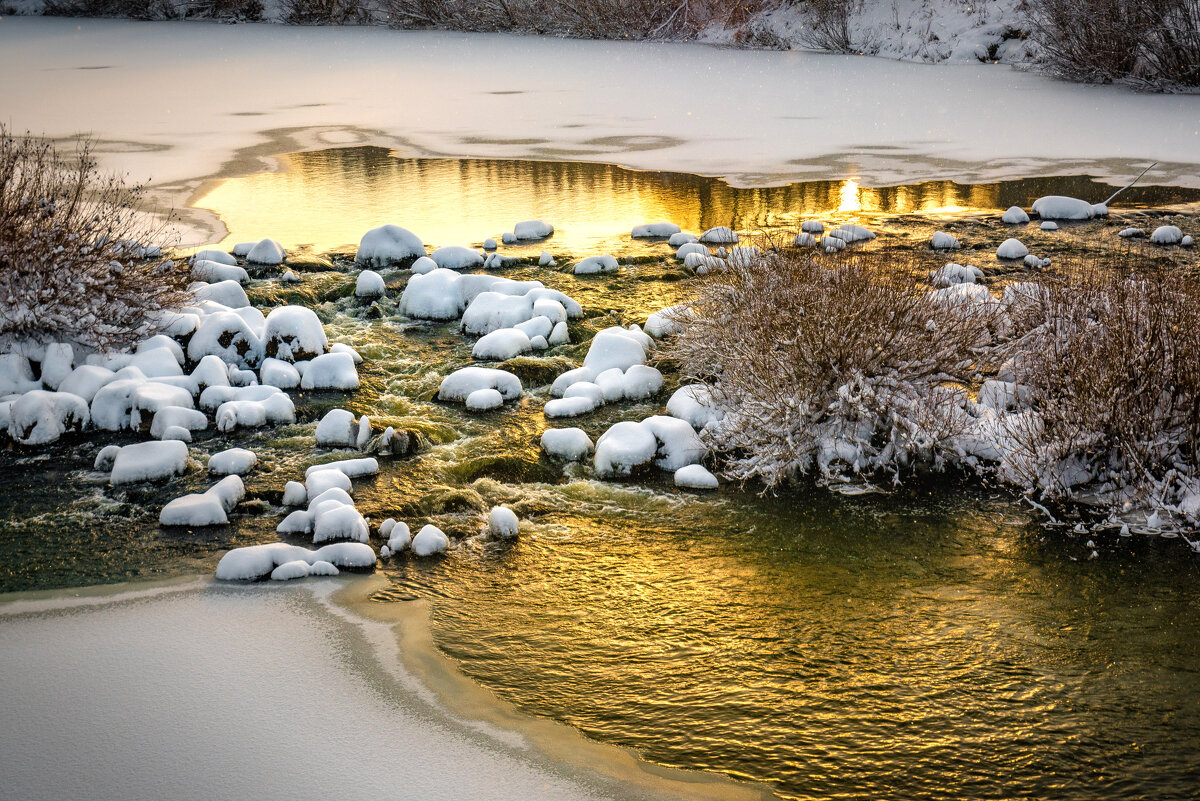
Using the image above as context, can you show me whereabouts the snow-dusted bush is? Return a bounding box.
[0,130,185,350]
[996,262,1200,507]
[666,249,997,487]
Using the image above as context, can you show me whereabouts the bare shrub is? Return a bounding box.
[0,129,186,351]
[664,248,998,488]
[998,260,1200,506]
[281,0,370,25]
[378,0,771,39]
[1028,0,1200,87]
[43,0,179,18]
[796,0,855,52]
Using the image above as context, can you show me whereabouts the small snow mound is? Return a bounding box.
[1040,221,1058,231]
[192,259,249,285]
[246,238,285,265]
[1150,225,1184,245]
[263,305,328,362]
[432,245,485,270]
[300,352,359,390]
[356,225,425,266]
[541,427,594,461]
[997,238,1029,260]
[271,561,310,581]
[466,388,505,410]
[7,389,90,445]
[574,255,619,275]
[1032,196,1095,220]
[583,327,649,374]
[667,384,722,430]
[110,440,188,485]
[830,224,875,243]
[488,506,519,539]
[545,396,596,418]
[792,232,817,248]
[539,251,555,267]
[1119,227,1145,238]
[595,420,659,477]
[930,231,960,250]
[675,242,709,260]
[801,220,824,234]
[281,270,300,283]
[411,524,449,556]
[513,220,554,240]
[482,238,497,251]
[632,222,681,238]
[1001,206,1029,224]
[209,447,256,476]
[823,236,846,253]
[473,328,532,361]
[675,464,718,489]
[699,226,737,244]
[439,367,522,403]
[160,491,228,527]
[930,263,983,287]
[355,269,386,298]
[668,232,698,246]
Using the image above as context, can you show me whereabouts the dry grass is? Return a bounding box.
[0,129,186,351]
[664,247,997,487]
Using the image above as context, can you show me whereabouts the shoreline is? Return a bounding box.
[0,573,776,801]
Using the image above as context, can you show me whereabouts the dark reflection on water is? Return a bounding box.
[197,147,1200,256]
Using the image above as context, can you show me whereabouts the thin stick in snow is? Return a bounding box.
[1102,162,1158,207]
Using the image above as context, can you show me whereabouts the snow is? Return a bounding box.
[539,251,555,267]
[150,406,207,439]
[516,315,553,340]
[385,519,412,552]
[930,263,983,287]
[668,232,698,246]
[299,352,359,390]
[129,383,194,429]
[188,312,263,369]
[209,447,257,475]
[57,365,114,403]
[513,220,554,240]
[282,480,307,506]
[548,321,570,346]
[996,238,1029,259]
[245,238,286,265]
[482,238,497,250]
[259,357,301,389]
[270,560,311,581]
[594,420,659,477]
[801,221,825,233]
[215,540,375,579]
[699,226,737,244]
[355,269,386,298]
[645,306,687,338]
[0,354,38,396]
[126,347,183,379]
[38,343,74,390]
[563,381,605,407]
[1119,227,1145,238]
[461,291,535,335]
[643,415,706,470]
[1032,196,1096,220]
[136,335,185,366]
[109,440,189,485]
[312,502,369,545]
[199,384,282,411]
[473,328,532,361]
[192,249,235,266]
[316,408,357,447]
[281,269,300,283]
[411,524,450,556]
[830,224,875,244]
[1185,236,1195,247]
[583,327,649,374]
[792,232,817,248]
[541,428,593,462]
[1040,221,1058,231]
[400,268,466,321]
[1150,225,1184,245]
[684,253,725,273]
[466,388,505,410]
[594,369,625,403]
[632,222,681,238]
[263,305,328,362]
[573,255,619,275]
[159,491,228,527]
[823,236,846,253]
[192,279,250,309]
[675,464,718,489]
[930,231,960,250]
[356,225,425,267]
[192,259,249,284]
[621,365,663,400]
[439,367,522,403]
[544,396,597,418]
[306,468,354,498]
[7,389,90,445]
[488,506,519,539]
[303,457,379,479]
[431,245,485,270]
[667,384,722,430]
[675,242,709,260]
[1001,206,1030,224]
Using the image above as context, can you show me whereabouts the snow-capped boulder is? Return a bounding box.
[482,238,497,251]
[355,270,386,298]
[823,236,846,253]
[150,406,207,439]
[541,427,593,461]
[573,255,619,275]
[214,541,375,581]
[209,447,257,476]
[1040,221,1058,231]
[675,242,709,260]
[792,232,817,248]
[645,306,688,338]
[461,291,535,335]
[930,263,983,287]
[263,306,328,363]
[465,388,504,411]
[312,502,369,545]
[667,384,722,430]
[544,396,596,418]
[548,321,570,346]
[931,231,960,250]
[38,343,75,390]
[549,366,594,397]
[400,267,464,320]
[56,365,114,404]
[472,328,532,361]
[675,464,718,489]
[356,225,425,267]
[304,457,379,480]
[643,415,706,470]
[632,222,681,238]
[0,354,39,396]
[188,312,263,369]
[110,440,189,485]
[1119,227,1145,238]
[668,232,698,246]
[307,468,353,498]
[7,389,90,445]
[583,327,649,374]
[300,352,359,390]
[438,367,522,403]
[315,408,357,447]
[699,226,737,244]
[271,561,311,581]
[1150,225,1184,245]
[513,220,553,240]
[192,249,236,266]
[411,524,449,556]
[622,365,663,400]
[1001,206,1030,224]
[515,315,553,341]
[801,220,824,234]
[259,358,301,389]
[159,491,229,527]
[244,239,285,266]
[830,224,875,244]
[488,506,519,539]
[129,383,194,429]
[192,279,250,310]
[1032,196,1096,220]
[192,259,250,285]
[594,420,659,477]
[159,425,192,442]
[431,245,484,270]
[996,238,1029,260]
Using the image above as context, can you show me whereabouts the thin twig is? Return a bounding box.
[1102,161,1158,207]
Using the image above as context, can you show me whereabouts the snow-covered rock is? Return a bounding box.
[930,263,983,287]
[594,420,659,477]
[215,541,375,581]
[159,489,231,527]
[384,520,411,553]
[307,469,354,499]
[643,415,706,470]
[129,383,194,429]
[1040,221,1058,231]
[632,222,681,238]
[622,365,663,400]
[438,367,522,403]
[110,440,189,485]
[573,254,619,275]
[300,352,359,390]
[192,249,236,266]
[541,427,594,461]
[667,384,722,430]
[801,220,824,234]
[549,366,595,397]
[208,447,257,476]
[792,232,817,248]
[356,225,425,267]
[930,231,960,250]
[188,311,263,369]
[472,328,532,361]
[675,464,718,489]
[996,238,1029,260]
[243,237,283,267]
[315,408,357,447]
[482,238,497,251]
[150,406,207,439]
[312,502,369,545]
[675,242,709,260]
[355,270,386,298]
[1118,227,1145,238]
[38,343,75,390]
[668,232,698,246]
[544,396,596,418]
[488,506,519,539]
[548,321,570,346]
[538,251,555,267]
[304,457,379,480]
[583,327,649,374]
[411,524,449,556]
[431,245,484,270]
[513,220,553,240]
[56,365,113,403]
[192,259,249,285]
[1150,225,1184,245]
[466,388,505,410]
[1001,206,1030,224]
[192,279,250,310]
[271,561,311,581]
[699,226,737,244]
[830,224,875,243]
[263,306,328,363]
[460,291,535,335]
[645,305,689,338]
[1032,196,1096,220]
[259,357,301,389]
[7,389,90,445]
[400,268,465,321]
[823,236,846,253]
[410,255,438,275]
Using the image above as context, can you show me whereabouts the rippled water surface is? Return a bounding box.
[4,151,1200,800]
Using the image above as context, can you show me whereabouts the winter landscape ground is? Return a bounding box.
[2,11,1200,801]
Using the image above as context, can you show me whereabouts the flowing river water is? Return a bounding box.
[3,148,1200,799]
